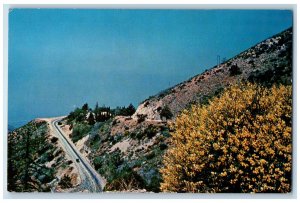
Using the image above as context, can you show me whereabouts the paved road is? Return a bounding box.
[50,117,105,192]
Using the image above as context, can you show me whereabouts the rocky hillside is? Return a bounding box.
[8,27,292,193]
[59,27,292,193]
[133,27,292,120]
[61,111,169,192]
[8,120,80,192]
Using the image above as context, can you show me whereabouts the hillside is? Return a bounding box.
[8,120,80,192]
[8,27,293,193]
[58,27,292,192]
[133,27,292,120]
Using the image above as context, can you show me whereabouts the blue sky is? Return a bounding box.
[8,9,292,127]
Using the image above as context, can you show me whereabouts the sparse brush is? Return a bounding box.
[59,175,73,189]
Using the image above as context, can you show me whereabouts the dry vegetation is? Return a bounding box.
[7,120,80,192]
[8,27,293,193]
[134,28,292,121]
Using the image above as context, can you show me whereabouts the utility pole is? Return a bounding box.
[217,55,220,67]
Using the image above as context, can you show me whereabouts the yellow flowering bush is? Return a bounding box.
[160,83,292,193]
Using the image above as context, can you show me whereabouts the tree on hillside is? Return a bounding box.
[87,112,95,125]
[112,104,136,117]
[229,64,242,76]
[160,105,173,120]
[8,122,54,192]
[126,103,136,117]
[82,103,89,111]
[67,108,86,123]
[160,83,292,193]
[95,102,99,112]
[117,106,127,116]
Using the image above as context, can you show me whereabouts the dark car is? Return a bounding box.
[76,158,80,163]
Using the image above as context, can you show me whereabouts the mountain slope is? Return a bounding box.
[8,27,293,193]
[8,120,81,192]
[62,27,292,192]
[133,27,292,120]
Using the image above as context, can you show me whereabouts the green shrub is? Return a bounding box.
[112,104,136,117]
[89,135,101,151]
[229,64,242,76]
[137,114,147,123]
[146,152,156,160]
[96,149,123,180]
[93,156,103,170]
[159,105,173,120]
[161,129,170,138]
[146,175,162,193]
[134,132,144,140]
[59,175,73,189]
[67,108,86,123]
[104,165,146,191]
[71,123,91,143]
[50,137,58,143]
[159,143,168,150]
[145,126,157,139]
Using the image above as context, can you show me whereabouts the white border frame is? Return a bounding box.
[1,2,298,200]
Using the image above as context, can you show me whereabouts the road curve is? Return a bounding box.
[50,117,106,192]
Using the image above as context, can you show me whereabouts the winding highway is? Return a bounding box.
[49,117,106,192]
